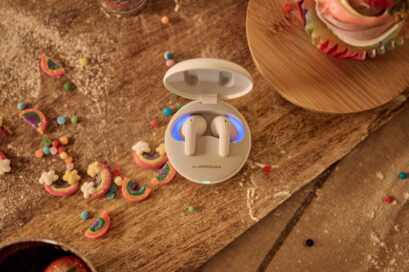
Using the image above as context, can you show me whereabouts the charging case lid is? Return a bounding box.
[163,58,253,100]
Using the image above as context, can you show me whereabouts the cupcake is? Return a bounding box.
[298,0,409,60]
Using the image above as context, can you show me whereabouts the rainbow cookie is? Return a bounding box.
[0,152,11,176]
[132,141,167,169]
[122,177,152,202]
[40,54,65,77]
[19,108,48,134]
[87,162,112,199]
[151,161,177,185]
[84,210,111,239]
[44,179,79,196]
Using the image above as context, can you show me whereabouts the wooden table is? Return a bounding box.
[1,0,409,271]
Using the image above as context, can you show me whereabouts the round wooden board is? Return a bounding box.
[246,0,409,113]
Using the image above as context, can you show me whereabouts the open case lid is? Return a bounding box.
[163,58,253,100]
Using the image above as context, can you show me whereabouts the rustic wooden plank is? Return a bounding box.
[1,0,409,271]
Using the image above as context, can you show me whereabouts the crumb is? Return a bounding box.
[376,171,384,180]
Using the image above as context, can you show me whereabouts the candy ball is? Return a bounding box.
[305,239,314,247]
[65,156,73,163]
[57,146,65,154]
[109,184,118,193]
[63,81,74,91]
[17,102,26,111]
[106,192,116,200]
[59,136,69,145]
[187,205,196,213]
[399,172,407,179]
[161,16,170,24]
[66,162,74,170]
[57,116,66,125]
[71,116,79,124]
[112,168,121,176]
[80,210,90,220]
[114,176,122,186]
[50,147,58,155]
[164,51,173,60]
[59,152,68,160]
[42,147,50,155]
[171,93,179,97]
[166,59,175,67]
[79,58,88,67]
[150,120,158,127]
[35,149,43,158]
[163,107,172,116]
[52,140,60,147]
[175,104,182,111]
[43,138,52,147]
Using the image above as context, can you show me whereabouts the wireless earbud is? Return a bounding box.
[210,115,238,157]
[181,115,207,156]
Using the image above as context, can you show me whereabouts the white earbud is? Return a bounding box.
[181,115,207,156]
[210,116,238,157]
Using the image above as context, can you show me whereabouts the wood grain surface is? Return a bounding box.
[1,0,409,271]
[247,0,409,113]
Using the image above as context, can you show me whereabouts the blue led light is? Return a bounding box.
[227,115,245,143]
[171,114,192,141]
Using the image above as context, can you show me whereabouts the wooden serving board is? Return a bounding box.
[1,0,409,271]
[247,0,409,113]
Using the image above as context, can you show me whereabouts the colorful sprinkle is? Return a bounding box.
[58,146,66,154]
[50,147,58,155]
[60,152,68,160]
[384,195,394,204]
[17,102,26,111]
[188,205,196,213]
[399,172,407,179]
[43,138,52,147]
[105,191,116,200]
[161,16,170,24]
[150,120,159,127]
[109,184,118,193]
[40,54,65,77]
[65,156,73,163]
[60,136,69,145]
[165,59,175,67]
[305,239,314,247]
[122,177,152,202]
[71,116,79,124]
[163,51,173,60]
[283,2,293,12]
[112,168,121,176]
[35,149,44,158]
[63,81,74,91]
[114,176,122,186]
[79,58,88,67]
[175,104,182,111]
[42,146,51,155]
[57,116,66,125]
[52,140,60,147]
[84,210,111,239]
[80,211,90,220]
[151,161,177,185]
[66,163,74,171]
[163,107,172,116]
[19,108,48,135]
[262,165,272,174]
[171,93,179,97]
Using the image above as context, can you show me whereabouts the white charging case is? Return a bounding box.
[164,58,253,184]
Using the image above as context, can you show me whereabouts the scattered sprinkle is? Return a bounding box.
[114,176,122,186]
[106,191,115,200]
[383,195,394,204]
[60,152,68,160]
[175,104,182,111]
[80,211,90,220]
[65,156,73,163]
[59,136,69,145]
[166,59,175,67]
[58,147,66,154]
[109,184,118,193]
[171,93,179,97]
[161,16,170,24]
[63,81,74,91]
[52,140,60,147]
[35,150,43,158]
[43,138,52,147]
[42,146,50,155]
[283,2,293,12]
[17,102,26,111]
[79,58,88,67]
[262,165,272,174]
[305,239,314,247]
[71,116,79,124]
[57,116,66,125]
[50,147,58,155]
[399,172,407,179]
[163,107,173,116]
[188,205,196,213]
[66,163,74,171]
[150,120,159,127]
[112,168,121,176]
[164,51,173,60]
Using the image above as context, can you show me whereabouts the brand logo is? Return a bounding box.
[192,165,222,169]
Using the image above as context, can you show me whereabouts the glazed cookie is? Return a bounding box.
[132,141,167,169]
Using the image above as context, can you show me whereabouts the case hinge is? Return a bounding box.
[200,94,218,104]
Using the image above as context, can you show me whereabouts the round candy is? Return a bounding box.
[35,149,43,158]
[79,58,88,67]
[175,104,182,111]
[80,210,90,220]
[17,102,26,111]
[71,116,79,124]
[66,162,75,170]
[52,140,59,147]
[384,195,394,204]
[399,172,407,179]
[60,152,68,160]
[163,51,173,60]
[171,93,179,97]
[50,147,58,155]
[59,136,69,145]
[150,120,158,127]
[65,156,73,163]
[163,107,172,116]
[106,191,116,200]
[161,16,170,24]
[63,81,74,91]
[166,59,175,67]
[262,166,272,174]
[109,184,118,193]
[188,205,196,213]
[42,146,50,155]
[305,239,314,247]
[43,138,52,147]
[56,116,66,125]
[114,176,122,186]
[58,146,65,154]
[282,2,293,12]
[112,168,121,176]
